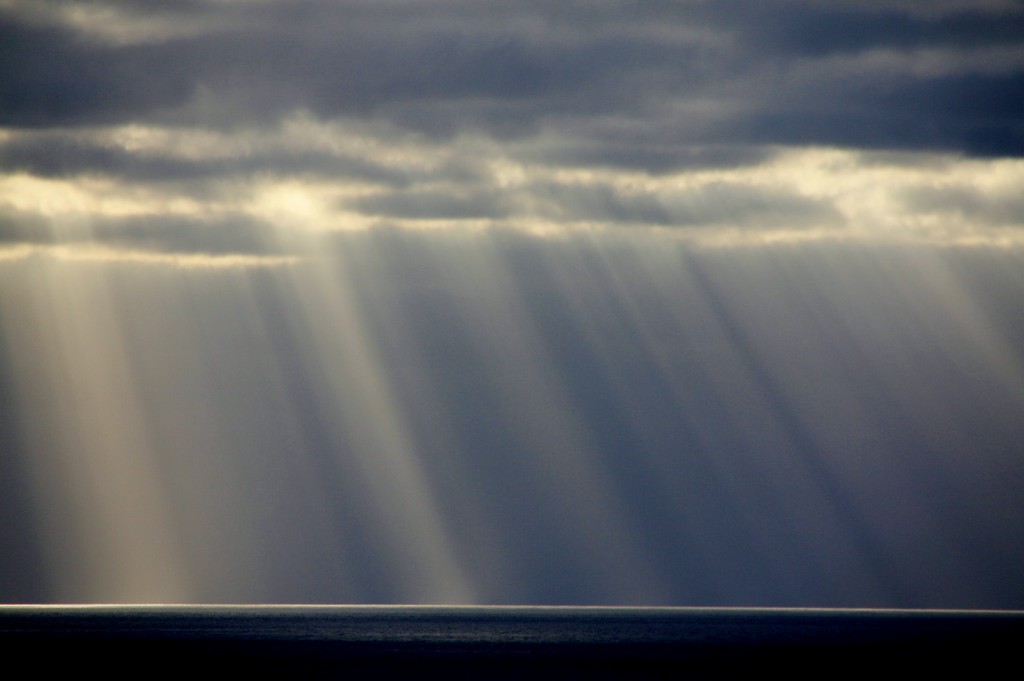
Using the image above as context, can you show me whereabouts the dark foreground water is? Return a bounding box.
[1,606,1021,678]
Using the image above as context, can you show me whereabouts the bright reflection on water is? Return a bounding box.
[2,229,1023,607]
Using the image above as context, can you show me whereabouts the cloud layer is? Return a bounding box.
[2,0,1023,256]
[3,0,1023,152]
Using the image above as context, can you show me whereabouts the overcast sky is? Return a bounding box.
[1,1,1023,607]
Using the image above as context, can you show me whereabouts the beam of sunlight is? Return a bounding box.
[404,232,672,603]
[3,0,1024,614]
[2,224,1023,606]
[0,257,192,602]
[276,229,477,603]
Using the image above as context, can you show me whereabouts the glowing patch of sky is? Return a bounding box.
[3,122,1023,253]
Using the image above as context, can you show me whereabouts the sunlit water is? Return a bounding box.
[2,229,1023,607]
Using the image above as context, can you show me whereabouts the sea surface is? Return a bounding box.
[2,605,1020,678]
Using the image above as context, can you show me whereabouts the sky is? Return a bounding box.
[1,0,1024,607]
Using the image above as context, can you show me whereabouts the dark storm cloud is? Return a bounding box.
[0,16,193,127]
[723,71,1024,156]
[691,0,1024,56]
[3,0,1023,158]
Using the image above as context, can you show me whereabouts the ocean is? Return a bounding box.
[2,605,1020,678]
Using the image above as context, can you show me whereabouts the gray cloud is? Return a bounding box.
[91,214,288,255]
[0,206,286,257]
[659,181,844,228]
[899,184,1024,226]
[2,1,1022,157]
[0,206,51,244]
[526,180,842,229]
[353,188,512,221]
[351,179,841,229]
[525,181,673,226]
[525,144,779,175]
[692,1,1024,57]
[0,134,414,187]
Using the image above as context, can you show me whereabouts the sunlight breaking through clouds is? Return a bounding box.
[3,123,1023,255]
[2,0,1023,607]
[2,258,193,601]
[4,225,1024,606]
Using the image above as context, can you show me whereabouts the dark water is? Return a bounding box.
[2,606,1020,678]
